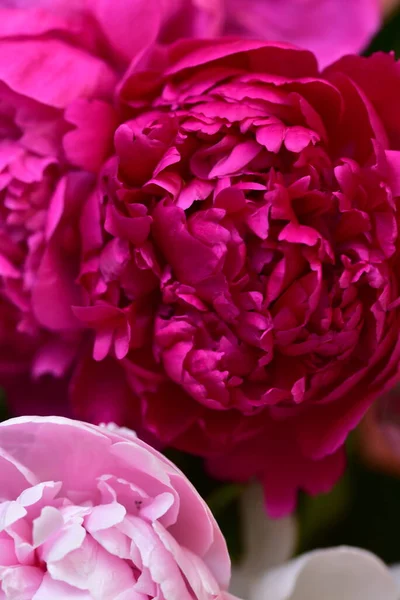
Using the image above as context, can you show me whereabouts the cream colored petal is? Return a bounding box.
[252,547,399,600]
[390,563,400,590]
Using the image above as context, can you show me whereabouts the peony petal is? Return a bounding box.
[1,565,43,599]
[224,0,380,68]
[0,39,116,108]
[33,573,92,599]
[385,150,400,196]
[93,0,162,63]
[47,535,135,596]
[42,523,86,562]
[33,506,64,547]
[31,240,82,332]
[85,502,126,533]
[64,99,118,172]
[251,547,399,600]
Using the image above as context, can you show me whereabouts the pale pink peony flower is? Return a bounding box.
[0,415,234,599]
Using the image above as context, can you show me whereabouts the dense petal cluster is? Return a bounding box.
[0,1,121,408]
[0,0,379,408]
[0,416,232,599]
[72,41,400,515]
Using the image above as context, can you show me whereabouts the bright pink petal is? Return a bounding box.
[0,39,116,108]
[224,0,380,68]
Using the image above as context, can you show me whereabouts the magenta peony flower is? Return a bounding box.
[70,40,400,516]
[0,1,125,411]
[0,0,381,398]
[0,416,234,599]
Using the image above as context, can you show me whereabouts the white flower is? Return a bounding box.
[254,547,400,600]
[231,485,400,600]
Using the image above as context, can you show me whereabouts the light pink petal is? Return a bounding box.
[1,566,43,599]
[47,535,135,596]
[33,573,92,600]
[0,418,114,494]
[33,506,64,547]
[0,501,27,531]
[120,516,194,600]
[41,523,86,563]
[0,538,18,567]
[139,493,175,523]
[85,502,126,533]
[0,451,38,500]
[154,522,221,598]
[17,481,62,509]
